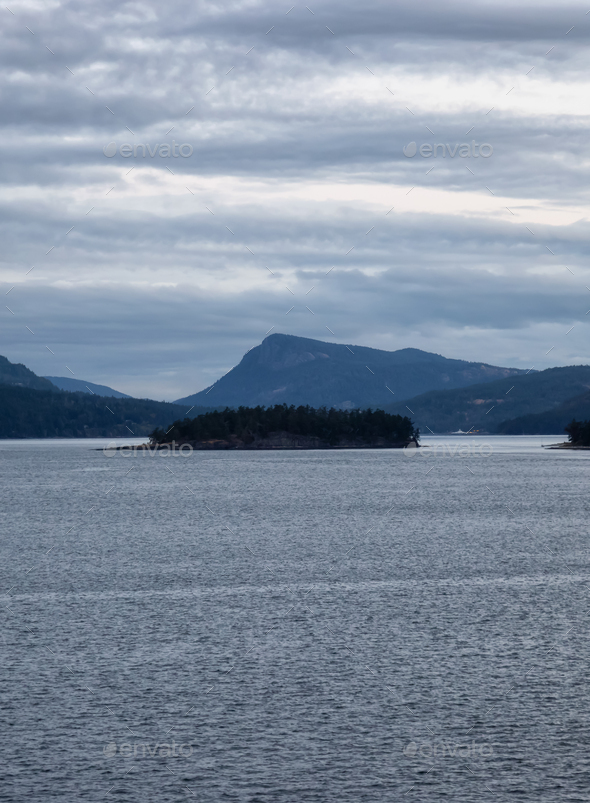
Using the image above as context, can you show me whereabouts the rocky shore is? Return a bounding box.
[543,442,590,450]
[119,431,414,451]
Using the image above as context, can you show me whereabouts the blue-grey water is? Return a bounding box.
[1,436,589,802]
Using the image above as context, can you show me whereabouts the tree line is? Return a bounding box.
[0,385,208,438]
[565,419,590,447]
[150,404,418,446]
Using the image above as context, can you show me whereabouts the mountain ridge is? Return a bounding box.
[44,376,132,398]
[0,353,213,438]
[383,365,590,433]
[0,355,57,392]
[0,347,586,438]
[175,333,527,408]
[496,388,590,435]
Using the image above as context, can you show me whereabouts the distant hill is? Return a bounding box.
[384,366,590,433]
[0,353,217,438]
[0,384,214,439]
[0,385,193,439]
[496,389,590,435]
[44,376,132,398]
[0,355,57,392]
[175,333,527,409]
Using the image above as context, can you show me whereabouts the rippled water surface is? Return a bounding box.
[1,436,590,802]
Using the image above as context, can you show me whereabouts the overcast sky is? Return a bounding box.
[2,0,590,399]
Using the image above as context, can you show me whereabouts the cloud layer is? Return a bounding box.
[2,0,589,398]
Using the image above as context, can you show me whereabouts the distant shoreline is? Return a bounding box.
[111,433,415,451]
[543,442,590,450]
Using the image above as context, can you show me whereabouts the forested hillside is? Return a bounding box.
[0,385,208,438]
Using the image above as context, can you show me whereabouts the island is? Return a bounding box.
[562,418,590,448]
[545,418,590,450]
[148,404,419,450]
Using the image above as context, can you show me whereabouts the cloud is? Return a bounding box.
[3,264,588,399]
[1,0,589,398]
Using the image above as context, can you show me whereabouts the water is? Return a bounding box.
[1,436,589,802]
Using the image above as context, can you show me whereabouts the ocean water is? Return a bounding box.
[1,436,589,802]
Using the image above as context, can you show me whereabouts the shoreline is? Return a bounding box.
[106,435,415,451]
[543,442,590,450]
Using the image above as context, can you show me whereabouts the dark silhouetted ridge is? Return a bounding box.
[175,333,526,409]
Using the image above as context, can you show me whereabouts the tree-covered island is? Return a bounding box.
[149,405,418,450]
[564,418,590,447]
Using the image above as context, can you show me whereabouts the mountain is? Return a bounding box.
[383,366,590,433]
[0,355,57,391]
[175,333,527,409]
[0,384,212,439]
[44,376,132,398]
[0,353,218,438]
[496,389,590,435]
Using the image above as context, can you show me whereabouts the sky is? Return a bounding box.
[1,0,590,400]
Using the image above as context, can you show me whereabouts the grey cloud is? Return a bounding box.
[1,0,589,209]
[1,0,589,393]
[1,95,589,213]
[3,264,587,398]
[2,192,590,280]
